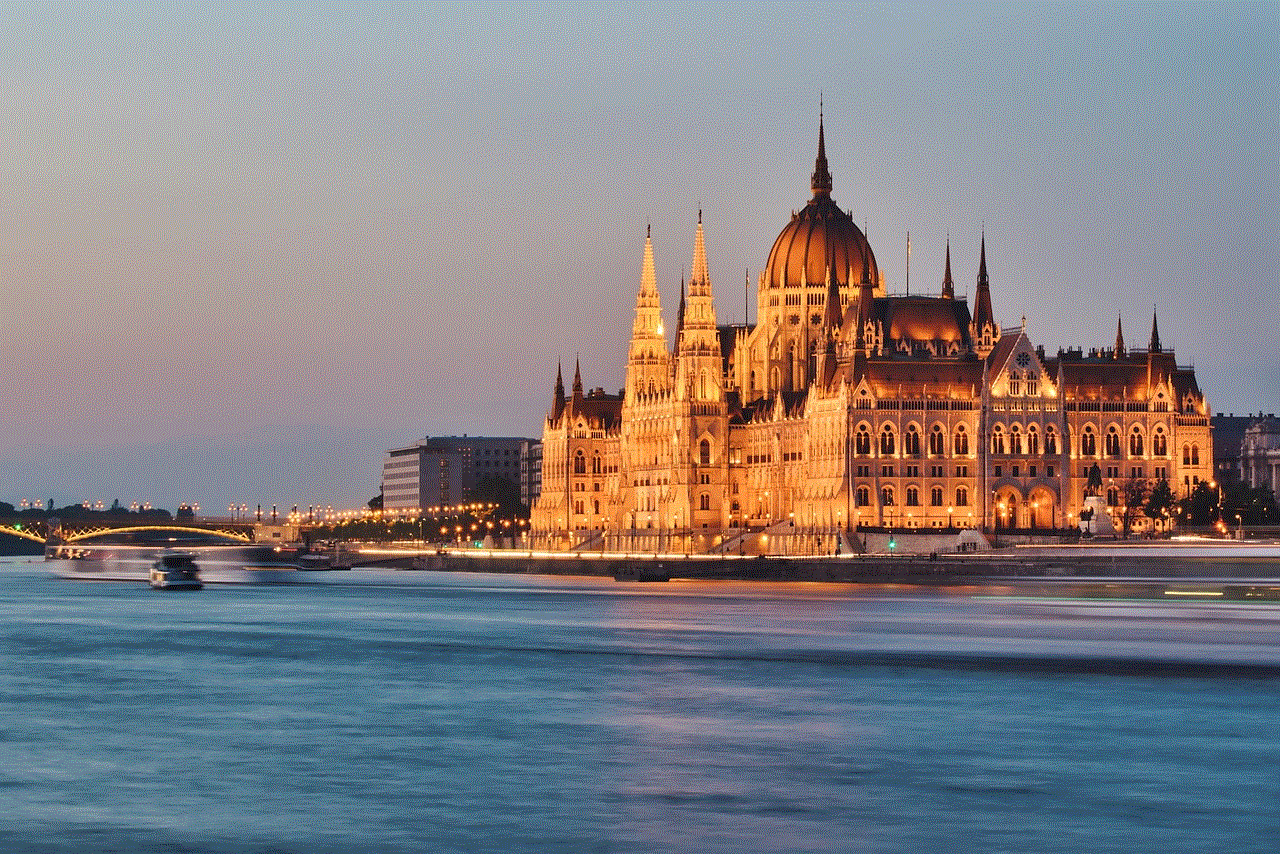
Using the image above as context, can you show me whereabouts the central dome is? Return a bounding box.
[762,119,879,292]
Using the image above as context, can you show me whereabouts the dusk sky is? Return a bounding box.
[3,2,1277,514]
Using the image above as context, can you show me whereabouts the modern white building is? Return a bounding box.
[382,436,534,511]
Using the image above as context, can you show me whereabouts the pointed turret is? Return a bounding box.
[1149,308,1162,353]
[970,232,998,358]
[674,277,686,347]
[811,105,832,197]
[572,357,583,399]
[675,213,722,401]
[552,362,566,421]
[1114,316,1126,359]
[625,226,671,399]
[822,263,843,331]
[942,239,954,299]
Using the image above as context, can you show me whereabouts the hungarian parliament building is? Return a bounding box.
[529,118,1213,553]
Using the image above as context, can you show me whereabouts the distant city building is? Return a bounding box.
[383,436,533,511]
[1210,414,1256,487]
[531,114,1215,552]
[1236,415,1279,495]
[520,439,543,510]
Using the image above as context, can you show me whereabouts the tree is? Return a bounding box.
[1119,478,1150,538]
[1144,479,1175,534]
[1178,482,1220,526]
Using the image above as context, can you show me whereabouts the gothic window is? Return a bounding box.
[955,486,969,507]
[1129,427,1144,457]
[1045,426,1058,456]
[880,486,894,506]
[905,426,921,456]
[574,500,584,515]
[856,486,870,507]
[574,451,586,474]
[1107,487,1119,507]
[1082,426,1097,457]
[906,486,920,507]
[1008,371,1021,396]
[699,493,710,511]
[1182,444,1191,465]
[855,425,872,455]
[699,371,707,399]
[929,425,945,456]
[930,486,944,507]
[991,425,1006,455]
[953,425,969,456]
[1153,428,1167,457]
[592,454,602,475]
[699,439,711,466]
[1105,426,1121,457]
[879,426,896,456]
[593,499,600,515]
[1191,444,1200,466]
[1027,425,1040,456]
[1010,424,1023,455]
[1027,373,1038,396]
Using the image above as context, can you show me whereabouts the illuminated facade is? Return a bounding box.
[530,118,1214,552]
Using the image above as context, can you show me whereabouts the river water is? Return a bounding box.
[3,558,1277,853]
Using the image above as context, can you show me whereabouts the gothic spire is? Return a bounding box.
[1149,307,1162,353]
[811,102,832,197]
[822,262,843,332]
[1114,316,1125,358]
[973,232,993,331]
[675,276,686,345]
[942,239,954,299]
[572,357,583,398]
[552,362,566,420]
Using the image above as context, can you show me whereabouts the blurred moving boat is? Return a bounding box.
[149,552,203,590]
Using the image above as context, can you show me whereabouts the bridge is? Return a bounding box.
[0,517,265,545]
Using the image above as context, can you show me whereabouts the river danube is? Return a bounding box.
[3,558,1277,853]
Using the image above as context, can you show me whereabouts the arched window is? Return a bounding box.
[954,425,969,456]
[879,426,896,456]
[592,454,602,475]
[699,493,710,511]
[991,425,1006,455]
[929,425,945,456]
[856,486,870,507]
[574,451,586,474]
[906,486,920,507]
[1045,426,1058,456]
[1153,428,1167,457]
[955,486,969,507]
[1105,426,1121,457]
[1082,426,1097,457]
[699,439,711,466]
[1027,425,1040,456]
[880,486,894,506]
[855,425,872,455]
[905,426,921,456]
[1010,424,1023,455]
[593,499,600,515]
[1183,444,1191,465]
[1191,444,1200,466]
[1027,373,1038,396]
[1129,427,1144,457]
[1107,487,1119,507]
[699,370,707,399]
[930,486,944,507]
[1008,370,1021,396]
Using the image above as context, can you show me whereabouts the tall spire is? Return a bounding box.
[970,231,998,358]
[822,262,844,331]
[1149,307,1162,353]
[973,232,993,330]
[942,239,954,299]
[552,362,566,420]
[811,100,832,197]
[630,225,664,340]
[572,357,583,398]
[689,209,710,295]
[675,276,686,346]
[1114,316,1126,358]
